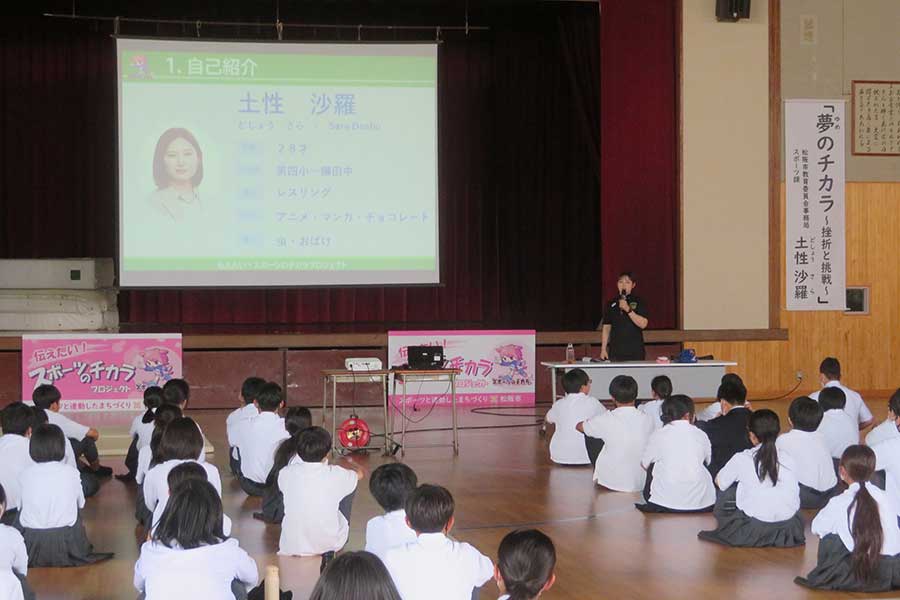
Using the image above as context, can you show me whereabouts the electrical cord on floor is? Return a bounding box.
[748,378,805,403]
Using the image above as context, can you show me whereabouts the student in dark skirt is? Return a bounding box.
[117,386,164,482]
[135,404,183,528]
[0,484,34,600]
[255,407,313,524]
[30,407,100,499]
[698,409,805,548]
[494,529,557,600]
[796,445,900,592]
[17,424,113,567]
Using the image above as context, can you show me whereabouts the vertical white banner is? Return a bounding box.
[785,100,846,311]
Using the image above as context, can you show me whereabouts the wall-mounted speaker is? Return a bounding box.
[716,0,751,22]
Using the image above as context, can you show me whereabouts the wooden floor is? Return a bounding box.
[25,397,900,600]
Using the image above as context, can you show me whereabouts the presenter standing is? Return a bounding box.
[599,272,649,361]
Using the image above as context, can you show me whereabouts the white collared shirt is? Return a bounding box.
[383,532,494,600]
[278,460,357,556]
[695,401,722,422]
[134,538,258,600]
[18,461,84,529]
[365,509,417,561]
[45,410,90,441]
[873,437,900,514]
[716,447,800,522]
[226,404,259,448]
[812,482,900,554]
[544,393,606,465]
[129,413,156,450]
[641,420,715,510]
[817,409,859,459]
[582,406,654,492]
[0,571,23,600]
[810,380,873,426]
[638,399,665,430]
[236,412,289,484]
[143,459,222,513]
[776,429,838,491]
[0,436,31,511]
[866,419,900,448]
[0,524,27,577]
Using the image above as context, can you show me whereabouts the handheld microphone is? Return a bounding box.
[619,289,627,313]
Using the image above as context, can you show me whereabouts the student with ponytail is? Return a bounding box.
[796,445,900,591]
[698,409,805,547]
[495,529,556,600]
[118,386,164,482]
[255,407,312,524]
[134,404,183,527]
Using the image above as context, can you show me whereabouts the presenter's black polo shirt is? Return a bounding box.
[603,294,647,361]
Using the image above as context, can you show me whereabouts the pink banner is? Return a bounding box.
[21,334,183,412]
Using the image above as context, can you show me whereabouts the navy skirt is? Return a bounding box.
[18,513,113,567]
[697,485,805,548]
[795,533,900,592]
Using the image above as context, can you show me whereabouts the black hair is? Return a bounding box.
[498,529,557,600]
[163,378,190,407]
[608,375,638,404]
[29,423,66,463]
[660,394,694,425]
[150,404,183,467]
[266,407,315,486]
[158,417,204,462]
[309,551,402,600]
[296,426,331,463]
[31,407,48,426]
[721,373,744,386]
[889,388,900,418]
[749,409,781,485]
[840,445,883,583]
[819,357,841,380]
[406,484,454,533]
[142,386,165,424]
[788,396,824,432]
[256,382,284,412]
[31,384,61,410]
[241,377,267,405]
[650,375,673,400]
[1,402,33,436]
[167,461,208,492]
[562,369,590,394]
[0,482,5,512]
[617,271,636,282]
[717,379,747,406]
[153,479,225,549]
[370,463,419,512]
[285,406,312,435]
[819,386,847,411]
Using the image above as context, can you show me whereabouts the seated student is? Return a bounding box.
[226,376,266,476]
[818,387,859,464]
[637,395,715,513]
[18,424,113,566]
[543,368,605,465]
[134,479,258,600]
[143,417,222,520]
[0,404,35,527]
[309,551,402,600]
[699,409,804,548]
[30,407,99,499]
[31,384,112,477]
[494,529,556,600]
[777,397,840,509]
[810,357,874,430]
[575,375,654,493]
[278,427,365,572]
[364,463,419,561]
[117,386,164,482]
[695,373,746,422]
[638,375,672,431]
[135,404,183,527]
[162,378,190,408]
[872,395,900,511]
[255,406,313,524]
[0,484,33,600]
[866,388,900,449]
[696,377,752,478]
[149,462,232,537]
[382,484,494,600]
[236,382,290,497]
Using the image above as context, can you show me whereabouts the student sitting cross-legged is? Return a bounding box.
[698,409,805,548]
[695,373,746,423]
[135,404,183,527]
[235,382,290,497]
[636,394,715,514]
[696,377,752,479]
[866,389,900,449]
[776,396,840,509]
[255,406,313,524]
[543,368,605,466]
[637,375,672,431]
[117,386,164,482]
[817,387,859,470]
[810,357,874,430]
[364,463,419,561]
[225,376,266,477]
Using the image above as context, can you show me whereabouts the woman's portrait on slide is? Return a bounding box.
[147,127,204,221]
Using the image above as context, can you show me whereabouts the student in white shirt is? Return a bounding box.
[365,463,419,560]
[225,376,265,477]
[695,373,747,422]
[29,407,97,499]
[810,357,874,430]
[18,424,113,566]
[872,393,900,513]
[865,389,900,449]
[236,382,290,497]
[117,386,164,482]
[796,445,900,591]
[149,462,232,537]
[278,426,365,572]
[543,369,605,465]
[308,551,402,600]
[134,404,183,526]
[494,529,556,600]
[818,387,859,462]
[576,375,654,492]
[382,484,494,600]
[638,375,672,431]
[637,395,715,513]
[0,484,32,600]
[135,479,258,600]
[31,384,112,478]
[777,396,840,509]
[0,404,36,526]
[256,407,313,524]
[698,409,805,548]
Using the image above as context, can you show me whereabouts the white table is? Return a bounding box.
[541,360,737,401]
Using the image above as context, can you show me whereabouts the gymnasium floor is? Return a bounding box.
[25,397,900,600]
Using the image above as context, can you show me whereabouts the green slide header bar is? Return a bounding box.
[124,257,437,271]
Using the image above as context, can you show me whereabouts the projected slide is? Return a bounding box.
[117,39,438,287]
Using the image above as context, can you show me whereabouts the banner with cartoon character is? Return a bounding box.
[21,334,183,412]
[387,330,535,406]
